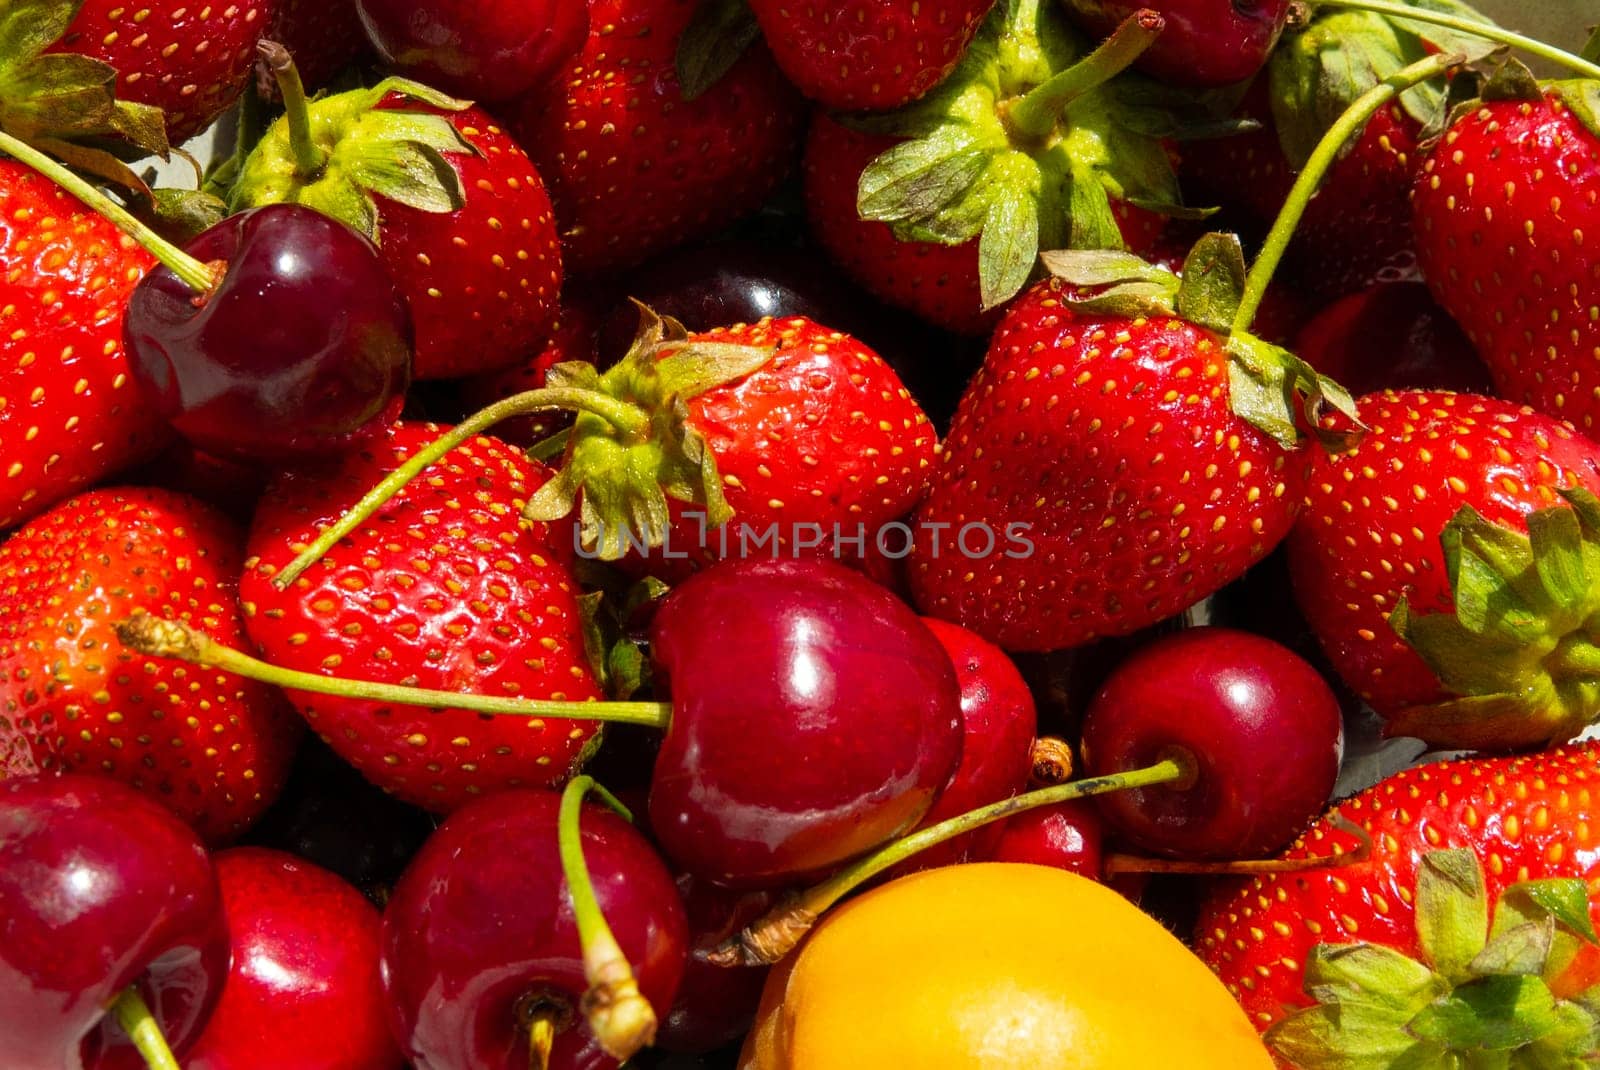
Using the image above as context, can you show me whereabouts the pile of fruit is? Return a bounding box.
[3,0,1600,1066]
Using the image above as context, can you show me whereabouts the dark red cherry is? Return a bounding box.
[355,0,588,101]
[656,876,773,1056]
[124,203,412,465]
[186,848,401,1070]
[1293,281,1492,397]
[647,558,963,887]
[1080,627,1344,859]
[1059,0,1290,87]
[382,789,688,1070]
[0,774,228,1070]
[986,800,1106,880]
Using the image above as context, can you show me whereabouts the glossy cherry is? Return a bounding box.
[986,800,1107,880]
[1293,280,1492,397]
[382,789,689,1070]
[1080,627,1344,859]
[1059,0,1290,87]
[648,558,963,887]
[124,203,412,465]
[656,876,774,1056]
[355,0,588,101]
[0,774,228,1070]
[186,848,400,1070]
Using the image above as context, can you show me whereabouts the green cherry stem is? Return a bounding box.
[271,385,650,588]
[1230,51,1460,336]
[710,755,1194,968]
[1005,8,1166,140]
[0,130,217,294]
[113,612,673,729]
[1309,0,1600,81]
[559,776,659,1062]
[112,987,180,1070]
[258,40,328,178]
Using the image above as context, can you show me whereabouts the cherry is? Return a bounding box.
[1059,0,1290,87]
[1293,280,1492,397]
[986,799,1106,880]
[124,204,413,464]
[648,558,963,887]
[186,848,401,1070]
[382,785,689,1070]
[355,0,588,101]
[0,774,228,1070]
[656,876,774,1056]
[1079,627,1344,859]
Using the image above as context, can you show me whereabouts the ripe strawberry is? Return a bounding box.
[1292,281,1490,397]
[748,0,995,111]
[1198,744,1600,1065]
[505,0,804,278]
[1413,81,1600,432]
[0,159,168,532]
[230,85,562,381]
[51,0,272,142]
[1287,390,1600,746]
[238,421,605,812]
[0,487,301,843]
[261,0,370,96]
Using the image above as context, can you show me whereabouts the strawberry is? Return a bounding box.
[907,238,1350,651]
[0,159,168,532]
[229,83,562,381]
[261,0,371,96]
[1412,77,1600,432]
[505,0,804,278]
[0,487,301,843]
[1197,744,1600,1066]
[747,0,996,111]
[799,0,1196,335]
[1287,390,1600,748]
[238,421,606,812]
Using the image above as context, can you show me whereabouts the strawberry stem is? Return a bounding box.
[113,612,674,729]
[112,987,180,1070]
[257,41,328,179]
[709,755,1193,967]
[559,776,658,1061]
[272,387,652,588]
[1005,9,1166,141]
[1310,0,1600,80]
[1231,51,1460,337]
[0,130,217,294]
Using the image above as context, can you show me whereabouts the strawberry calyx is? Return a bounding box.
[1267,848,1600,1066]
[843,0,1211,311]
[1451,59,1600,143]
[1388,489,1600,750]
[675,0,762,102]
[227,72,477,239]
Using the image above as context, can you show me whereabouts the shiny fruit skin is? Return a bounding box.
[1059,0,1288,87]
[0,774,229,1070]
[382,789,689,1070]
[186,848,400,1070]
[1293,281,1490,398]
[1081,627,1344,859]
[265,0,371,96]
[124,204,412,464]
[658,876,775,1055]
[739,862,1273,1069]
[648,558,963,887]
[356,0,587,101]
[986,799,1105,879]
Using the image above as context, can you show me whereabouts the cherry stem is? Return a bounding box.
[271,386,649,588]
[113,612,673,729]
[0,130,216,294]
[1006,9,1166,140]
[111,987,179,1070]
[1310,0,1600,80]
[527,1015,555,1070]
[712,755,1193,967]
[258,40,327,178]
[559,776,658,1062]
[1230,51,1460,337]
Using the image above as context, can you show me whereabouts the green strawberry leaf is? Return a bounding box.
[1384,0,1502,66]
[1173,232,1246,335]
[1479,57,1545,103]
[978,187,1039,311]
[1551,80,1600,143]
[1269,1001,1449,1069]
[1416,849,1491,983]
[1408,975,1564,1051]
[136,186,227,242]
[1036,248,1180,317]
[1527,506,1589,614]
[1583,25,1600,65]
[1224,332,1362,452]
[1302,943,1447,1012]
[1470,919,1557,978]
[0,0,81,59]
[857,133,993,231]
[1496,880,1600,946]
[676,0,760,102]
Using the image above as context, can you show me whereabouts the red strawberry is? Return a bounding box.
[505,0,804,278]
[1197,744,1600,1065]
[0,487,301,843]
[748,0,996,111]
[230,86,562,381]
[1413,82,1600,432]
[1287,390,1600,746]
[51,0,272,142]
[1292,281,1490,397]
[0,159,168,532]
[261,0,370,96]
[239,421,606,811]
